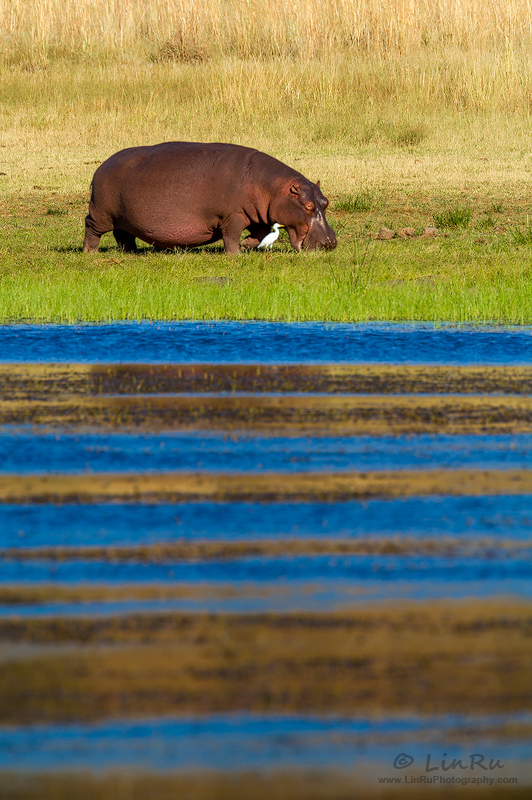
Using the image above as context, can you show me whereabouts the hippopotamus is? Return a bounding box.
[83,142,337,255]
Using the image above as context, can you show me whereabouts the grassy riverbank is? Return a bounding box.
[2,186,532,323]
[2,1,532,322]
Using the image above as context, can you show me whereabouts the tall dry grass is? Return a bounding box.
[2,0,532,63]
[3,0,532,206]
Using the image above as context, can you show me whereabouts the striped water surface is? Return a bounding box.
[0,321,531,792]
[1,554,531,592]
[1,712,531,774]
[4,431,532,474]
[2,320,532,364]
[2,497,531,547]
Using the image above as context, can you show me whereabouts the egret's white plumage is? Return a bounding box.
[257,223,284,250]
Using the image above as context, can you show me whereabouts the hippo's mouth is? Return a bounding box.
[301,235,337,251]
[287,226,337,252]
[300,222,337,251]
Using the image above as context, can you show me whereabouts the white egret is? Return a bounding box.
[257,223,284,251]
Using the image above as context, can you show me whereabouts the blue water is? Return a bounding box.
[3,431,532,474]
[3,496,532,549]
[2,320,532,364]
[1,712,530,774]
[1,554,530,586]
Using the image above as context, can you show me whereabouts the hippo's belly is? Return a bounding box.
[115,205,221,249]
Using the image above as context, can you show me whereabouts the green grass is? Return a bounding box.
[1,50,532,324]
[334,191,380,213]
[2,193,532,323]
[433,204,472,229]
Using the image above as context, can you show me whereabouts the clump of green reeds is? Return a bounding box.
[434,205,472,229]
[509,226,532,245]
[335,191,378,213]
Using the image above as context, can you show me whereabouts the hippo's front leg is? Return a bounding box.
[220,213,249,255]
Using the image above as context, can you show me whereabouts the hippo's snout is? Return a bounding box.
[303,223,337,251]
[323,229,338,250]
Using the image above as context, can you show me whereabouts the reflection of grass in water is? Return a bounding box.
[3,536,529,562]
[4,770,532,800]
[5,363,532,399]
[4,396,532,436]
[0,602,530,722]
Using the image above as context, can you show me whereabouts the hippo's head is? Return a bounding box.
[271,180,337,252]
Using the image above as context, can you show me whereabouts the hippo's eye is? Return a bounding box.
[304,202,315,212]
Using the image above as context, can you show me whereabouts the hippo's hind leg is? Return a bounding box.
[113,229,138,253]
[83,214,105,253]
[83,204,113,253]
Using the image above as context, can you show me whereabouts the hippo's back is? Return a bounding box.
[93,142,257,203]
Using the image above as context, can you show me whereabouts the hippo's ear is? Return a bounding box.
[316,180,321,188]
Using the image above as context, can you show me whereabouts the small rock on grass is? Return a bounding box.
[193,276,233,286]
[376,227,395,240]
[420,226,439,238]
[373,226,439,240]
[415,276,436,288]
[383,276,436,288]
[383,278,404,286]
[396,227,416,239]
